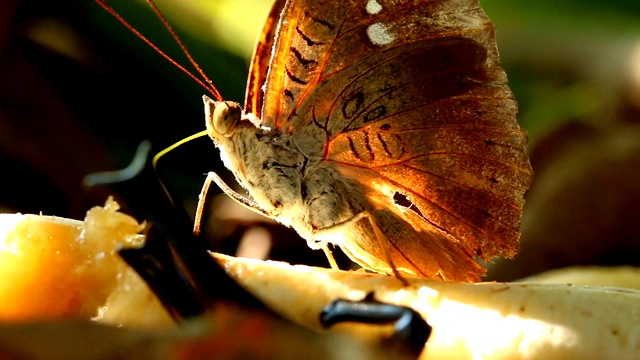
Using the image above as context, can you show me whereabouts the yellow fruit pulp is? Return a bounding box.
[0,199,172,327]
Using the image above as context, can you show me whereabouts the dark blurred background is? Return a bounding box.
[2,0,640,280]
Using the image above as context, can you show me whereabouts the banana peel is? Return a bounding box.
[520,266,640,289]
[212,253,640,360]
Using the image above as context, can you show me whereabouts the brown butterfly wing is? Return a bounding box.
[244,0,287,115]
[251,0,533,281]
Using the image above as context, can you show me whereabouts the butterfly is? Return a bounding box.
[101,0,533,282]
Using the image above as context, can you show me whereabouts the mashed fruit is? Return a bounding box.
[0,198,172,327]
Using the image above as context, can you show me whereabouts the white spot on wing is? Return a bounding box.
[366,0,383,15]
[366,23,394,46]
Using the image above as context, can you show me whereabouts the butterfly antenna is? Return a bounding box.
[144,0,223,101]
[94,0,222,101]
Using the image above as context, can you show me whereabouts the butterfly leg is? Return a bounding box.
[320,244,340,270]
[363,213,409,285]
[194,171,270,235]
[312,211,407,285]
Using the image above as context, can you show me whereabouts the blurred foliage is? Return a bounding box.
[482,0,640,139]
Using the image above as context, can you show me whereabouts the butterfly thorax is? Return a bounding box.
[204,96,364,244]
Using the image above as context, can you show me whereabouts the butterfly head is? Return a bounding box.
[203,95,244,142]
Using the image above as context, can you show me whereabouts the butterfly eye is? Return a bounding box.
[203,95,242,138]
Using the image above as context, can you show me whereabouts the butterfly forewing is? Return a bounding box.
[254,0,339,129]
[248,0,532,281]
[244,0,287,116]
